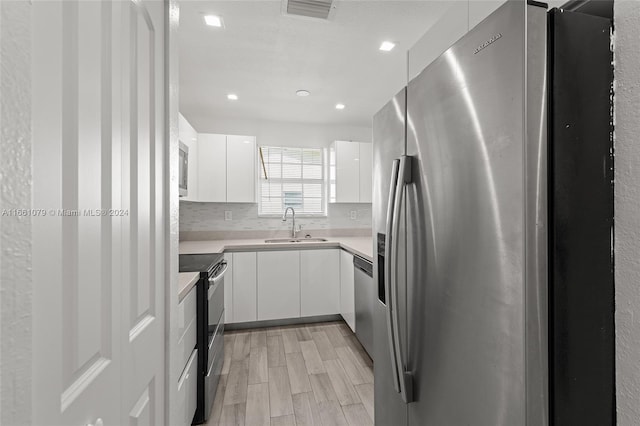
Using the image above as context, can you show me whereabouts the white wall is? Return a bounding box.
[186,115,371,149]
[0,1,32,424]
[614,2,640,424]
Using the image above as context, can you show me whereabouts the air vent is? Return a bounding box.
[285,0,335,20]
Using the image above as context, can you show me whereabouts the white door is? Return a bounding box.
[32,1,166,425]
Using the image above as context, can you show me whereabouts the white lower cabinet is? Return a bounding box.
[224,253,233,323]
[340,249,356,332]
[177,349,198,426]
[225,248,357,327]
[257,251,301,320]
[233,252,257,322]
[300,249,340,317]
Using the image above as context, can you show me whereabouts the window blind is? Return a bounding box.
[259,146,326,215]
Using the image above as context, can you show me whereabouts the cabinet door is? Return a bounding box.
[227,135,256,202]
[257,251,300,320]
[233,252,257,323]
[358,142,373,203]
[178,113,199,201]
[198,133,226,202]
[335,140,360,203]
[224,253,233,323]
[340,250,356,332]
[300,249,340,317]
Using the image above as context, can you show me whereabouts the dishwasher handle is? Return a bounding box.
[353,256,373,277]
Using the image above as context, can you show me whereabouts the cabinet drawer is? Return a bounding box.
[177,349,198,426]
[178,284,197,342]
[177,306,197,375]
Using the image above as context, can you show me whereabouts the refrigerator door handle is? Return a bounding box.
[390,155,414,403]
[384,159,402,394]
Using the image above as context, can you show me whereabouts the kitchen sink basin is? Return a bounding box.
[265,238,328,243]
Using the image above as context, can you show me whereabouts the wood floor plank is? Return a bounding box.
[267,335,287,368]
[306,322,333,334]
[345,335,373,368]
[324,359,360,406]
[245,383,270,426]
[299,340,325,375]
[249,346,269,384]
[208,375,228,426]
[295,327,313,341]
[335,347,367,386]
[325,324,348,348]
[292,392,323,426]
[309,373,338,403]
[317,400,348,426]
[220,403,246,426]
[268,366,295,417]
[342,403,373,426]
[282,329,302,353]
[224,360,249,406]
[354,384,374,422]
[266,326,282,337]
[222,334,236,375]
[311,331,338,361]
[270,414,296,426]
[251,330,267,349]
[232,332,251,361]
[285,352,312,394]
[336,322,352,337]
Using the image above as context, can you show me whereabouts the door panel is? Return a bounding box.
[32,0,165,424]
[406,3,528,425]
[372,89,408,426]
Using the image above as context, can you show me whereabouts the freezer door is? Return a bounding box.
[405,2,547,426]
[372,88,408,426]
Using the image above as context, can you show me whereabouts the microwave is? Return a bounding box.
[179,141,189,197]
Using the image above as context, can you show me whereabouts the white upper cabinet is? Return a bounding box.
[179,113,199,201]
[330,140,372,203]
[358,142,373,203]
[226,135,256,203]
[197,133,227,202]
[187,133,257,203]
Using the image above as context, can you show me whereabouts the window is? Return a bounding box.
[259,146,326,216]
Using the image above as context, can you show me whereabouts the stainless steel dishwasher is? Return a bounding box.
[354,255,374,357]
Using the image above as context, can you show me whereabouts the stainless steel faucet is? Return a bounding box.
[282,207,297,238]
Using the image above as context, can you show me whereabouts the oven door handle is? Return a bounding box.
[209,262,228,285]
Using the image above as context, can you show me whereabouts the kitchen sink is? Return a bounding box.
[265,238,328,243]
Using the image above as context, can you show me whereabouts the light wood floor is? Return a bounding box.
[207,321,374,426]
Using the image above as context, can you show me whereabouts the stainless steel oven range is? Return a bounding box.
[178,253,227,425]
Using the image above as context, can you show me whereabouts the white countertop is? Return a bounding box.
[179,236,373,261]
[178,272,199,303]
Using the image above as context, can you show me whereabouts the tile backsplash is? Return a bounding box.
[179,201,372,234]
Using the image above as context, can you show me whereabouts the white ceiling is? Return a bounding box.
[179,1,451,128]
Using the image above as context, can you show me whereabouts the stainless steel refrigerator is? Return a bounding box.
[372,2,549,425]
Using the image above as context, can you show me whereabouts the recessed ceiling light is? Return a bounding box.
[379,41,396,52]
[296,90,311,97]
[227,93,238,100]
[204,15,224,27]
[335,103,345,110]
